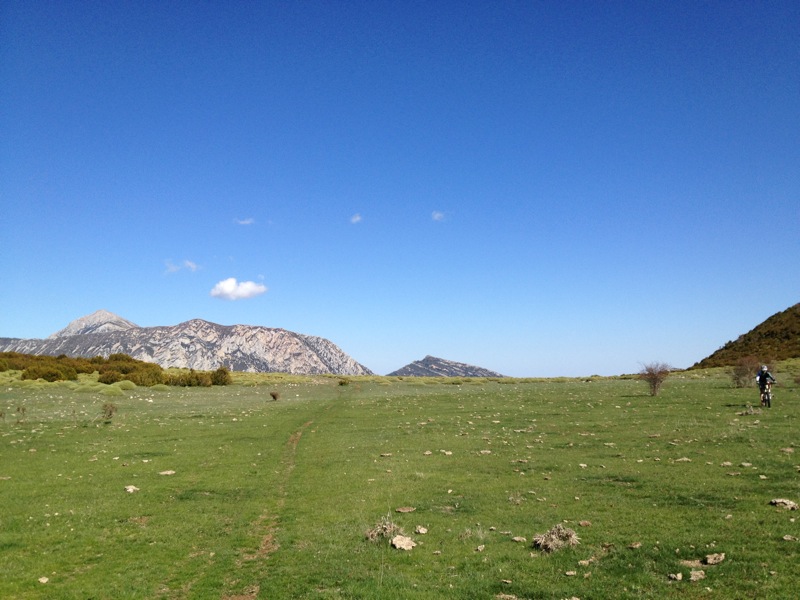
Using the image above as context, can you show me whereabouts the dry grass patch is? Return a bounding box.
[366,513,404,542]
[532,523,580,552]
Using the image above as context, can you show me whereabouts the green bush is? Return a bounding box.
[165,370,212,387]
[98,370,124,384]
[21,364,78,382]
[211,367,232,386]
[127,365,164,386]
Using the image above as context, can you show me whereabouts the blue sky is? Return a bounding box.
[1,1,798,377]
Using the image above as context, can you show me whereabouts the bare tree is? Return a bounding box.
[640,362,672,396]
[730,355,760,388]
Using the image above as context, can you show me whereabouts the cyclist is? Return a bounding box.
[756,365,776,407]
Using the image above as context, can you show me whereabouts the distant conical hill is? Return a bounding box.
[388,355,505,378]
[692,303,800,369]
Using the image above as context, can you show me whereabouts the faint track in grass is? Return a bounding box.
[241,419,314,562]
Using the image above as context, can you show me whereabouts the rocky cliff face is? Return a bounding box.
[0,311,372,376]
[388,355,504,378]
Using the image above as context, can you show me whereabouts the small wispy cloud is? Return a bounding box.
[165,259,200,274]
[432,210,445,222]
[350,213,362,224]
[235,217,255,225]
[210,277,267,301]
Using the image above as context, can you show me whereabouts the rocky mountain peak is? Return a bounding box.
[48,310,139,339]
[388,355,505,378]
[2,310,373,376]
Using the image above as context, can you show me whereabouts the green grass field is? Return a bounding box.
[1,365,798,599]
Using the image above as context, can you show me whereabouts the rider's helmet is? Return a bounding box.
[762,365,768,371]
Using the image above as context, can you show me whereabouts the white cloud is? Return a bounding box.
[235,217,255,225]
[165,259,200,274]
[432,210,445,221]
[350,213,362,224]
[210,277,267,300]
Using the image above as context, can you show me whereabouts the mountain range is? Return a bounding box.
[0,310,372,376]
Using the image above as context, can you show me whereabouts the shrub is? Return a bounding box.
[21,365,77,382]
[114,380,137,391]
[639,362,672,396]
[165,370,212,387]
[98,370,124,385]
[101,402,117,422]
[730,355,760,388]
[211,367,232,386]
[127,365,164,386]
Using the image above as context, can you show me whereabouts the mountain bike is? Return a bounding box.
[761,383,772,408]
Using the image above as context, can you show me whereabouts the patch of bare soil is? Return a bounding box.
[222,585,260,600]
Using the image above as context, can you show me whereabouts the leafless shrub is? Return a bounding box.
[366,513,404,542]
[730,355,760,388]
[639,362,672,396]
[102,402,117,423]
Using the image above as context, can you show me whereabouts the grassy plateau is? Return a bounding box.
[1,363,799,599]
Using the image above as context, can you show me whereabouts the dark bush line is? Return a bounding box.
[0,352,232,387]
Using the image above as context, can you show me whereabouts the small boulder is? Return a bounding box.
[391,535,416,551]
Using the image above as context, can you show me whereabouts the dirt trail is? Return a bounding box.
[241,420,314,561]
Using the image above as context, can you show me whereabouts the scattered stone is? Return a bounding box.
[565,571,577,576]
[668,572,683,581]
[391,535,416,551]
[782,535,798,542]
[704,553,725,565]
[512,536,527,543]
[480,450,492,455]
[628,542,642,549]
[690,570,706,581]
[770,499,798,510]
[680,559,703,568]
[380,453,393,457]
[395,506,416,513]
[476,545,485,552]
[415,526,428,535]
[158,470,175,476]
[780,447,794,454]
[578,463,588,469]
[124,485,139,493]
[38,577,49,584]
[423,450,432,455]
[579,520,592,527]
[675,457,692,462]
